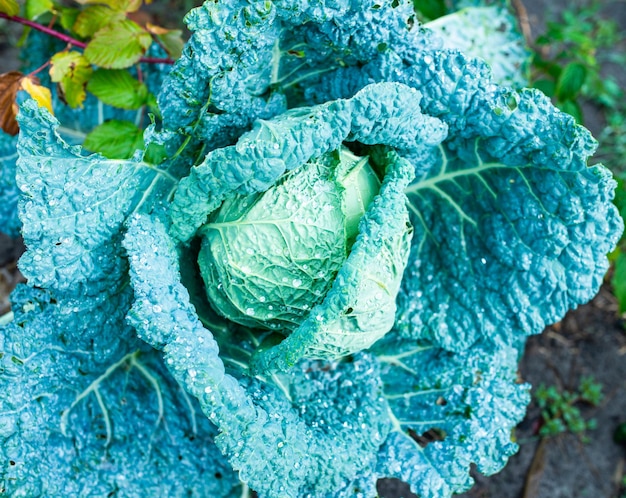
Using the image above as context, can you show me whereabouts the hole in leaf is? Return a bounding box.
[408,427,447,448]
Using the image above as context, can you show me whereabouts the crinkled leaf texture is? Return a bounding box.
[123,212,529,497]
[16,100,176,296]
[392,72,623,352]
[0,284,240,497]
[4,0,623,496]
[373,335,529,496]
[0,131,19,237]
[157,0,437,149]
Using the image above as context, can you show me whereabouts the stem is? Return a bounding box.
[29,59,51,77]
[0,13,175,65]
[0,12,87,49]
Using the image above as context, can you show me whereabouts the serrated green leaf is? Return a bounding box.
[72,5,125,38]
[0,0,19,16]
[84,20,152,69]
[556,63,587,101]
[49,51,93,108]
[59,7,80,32]
[25,0,53,20]
[413,0,447,21]
[83,120,144,159]
[144,142,167,165]
[87,68,148,109]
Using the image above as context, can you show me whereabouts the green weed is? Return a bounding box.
[534,376,603,439]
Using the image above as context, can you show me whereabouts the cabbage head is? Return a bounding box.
[199,146,383,332]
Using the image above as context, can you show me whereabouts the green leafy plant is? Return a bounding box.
[530,0,625,123]
[0,0,183,158]
[602,106,626,312]
[534,376,603,438]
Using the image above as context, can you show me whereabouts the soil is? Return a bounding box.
[1,1,625,497]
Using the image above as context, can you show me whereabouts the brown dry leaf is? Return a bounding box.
[0,71,25,135]
[0,72,54,135]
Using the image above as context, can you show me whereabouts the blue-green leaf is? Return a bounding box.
[396,87,622,351]
[0,284,241,497]
[0,131,19,237]
[16,100,175,295]
[373,335,529,496]
[123,213,390,498]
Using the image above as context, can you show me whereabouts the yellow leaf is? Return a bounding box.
[50,51,93,108]
[20,76,54,115]
[0,0,19,16]
[0,71,24,135]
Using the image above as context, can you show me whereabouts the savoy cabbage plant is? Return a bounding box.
[0,1,622,497]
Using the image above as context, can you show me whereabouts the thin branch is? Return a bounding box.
[28,59,51,77]
[0,12,87,49]
[0,13,175,65]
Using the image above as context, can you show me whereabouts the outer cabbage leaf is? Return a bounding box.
[157,0,436,149]
[425,6,531,87]
[123,213,389,498]
[395,84,622,351]
[373,335,529,496]
[0,284,240,497]
[158,0,286,146]
[16,100,176,296]
[0,131,19,237]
